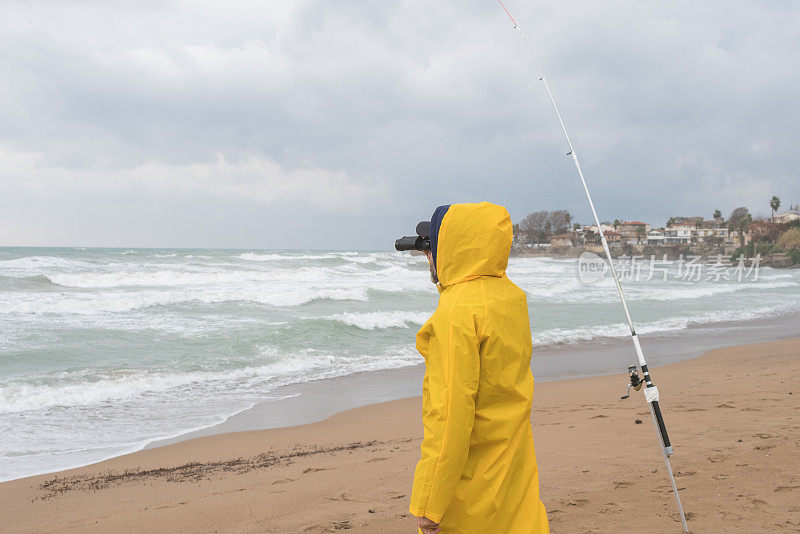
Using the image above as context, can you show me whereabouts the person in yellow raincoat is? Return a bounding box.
[410,202,549,534]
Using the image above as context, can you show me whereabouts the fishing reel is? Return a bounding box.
[620,364,643,400]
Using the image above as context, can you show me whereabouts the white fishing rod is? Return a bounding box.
[496,1,688,531]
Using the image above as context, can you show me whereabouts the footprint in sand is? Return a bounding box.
[599,503,621,515]
[612,481,632,489]
[272,478,294,485]
[367,457,388,463]
[326,492,366,503]
[303,467,328,474]
[590,414,609,419]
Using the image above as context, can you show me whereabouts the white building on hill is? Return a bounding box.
[774,204,800,224]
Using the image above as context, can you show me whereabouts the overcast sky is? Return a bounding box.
[1,0,798,249]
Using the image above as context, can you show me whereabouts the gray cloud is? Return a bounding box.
[0,0,798,248]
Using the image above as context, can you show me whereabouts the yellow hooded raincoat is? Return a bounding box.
[409,202,549,533]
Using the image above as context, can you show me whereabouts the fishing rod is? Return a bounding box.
[495,1,689,531]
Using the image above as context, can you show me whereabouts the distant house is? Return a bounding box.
[549,234,574,248]
[581,225,620,246]
[647,229,666,245]
[602,231,621,245]
[695,220,723,243]
[774,211,800,224]
[665,220,695,244]
[571,225,587,246]
[695,227,714,243]
[584,224,616,235]
[618,221,651,244]
[693,220,732,245]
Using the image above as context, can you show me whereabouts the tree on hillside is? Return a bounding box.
[635,226,646,244]
[713,209,722,221]
[770,196,781,223]
[549,210,572,236]
[519,210,574,243]
[729,207,752,247]
[519,211,549,243]
[739,214,752,246]
[729,207,749,225]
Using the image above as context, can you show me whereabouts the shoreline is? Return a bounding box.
[1,337,798,533]
[3,311,799,484]
[150,309,800,445]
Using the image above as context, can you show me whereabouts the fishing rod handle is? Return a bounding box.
[640,363,673,455]
[650,397,673,456]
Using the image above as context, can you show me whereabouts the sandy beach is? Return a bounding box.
[1,338,798,533]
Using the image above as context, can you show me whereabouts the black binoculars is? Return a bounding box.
[395,221,431,252]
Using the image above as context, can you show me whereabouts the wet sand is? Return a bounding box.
[1,338,799,533]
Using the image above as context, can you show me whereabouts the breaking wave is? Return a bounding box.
[324,311,431,330]
[0,345,422,415]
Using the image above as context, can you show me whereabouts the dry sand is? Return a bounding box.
[1,338,798,533]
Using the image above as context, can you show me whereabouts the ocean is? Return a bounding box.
[1,247,799,482]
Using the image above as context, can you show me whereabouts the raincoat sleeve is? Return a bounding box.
[409,302,481,523]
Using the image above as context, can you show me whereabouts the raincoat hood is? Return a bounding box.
[430,202,513,287]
